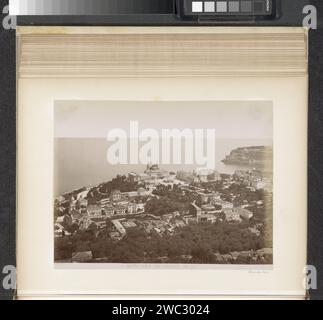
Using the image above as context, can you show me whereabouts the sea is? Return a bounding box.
[54,138,272,197]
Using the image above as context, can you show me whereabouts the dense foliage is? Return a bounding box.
[55,220,272,264]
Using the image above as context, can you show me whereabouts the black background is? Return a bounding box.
[0,0,322,300]
[0,0,16,301]
[308,0,323,301]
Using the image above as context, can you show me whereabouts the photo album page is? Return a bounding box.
[17,27,308,299]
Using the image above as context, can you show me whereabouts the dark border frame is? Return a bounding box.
[16,0,309,26]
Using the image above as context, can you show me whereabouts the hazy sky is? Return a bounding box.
[54,100,273,140]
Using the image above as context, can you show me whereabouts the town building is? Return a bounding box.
[189,202,202,219]
[234,169,267,189]
[196,169,220,183]
[162,213,173,222]
[128,172,151,183]
[189,201,219,223]
[212,199,234,210]
[122,221,137,229]
[70,210,82,222]
[199,191,221,204]
[201,204,218,214]
[207,171,221,181]
[137,187,149,197]
[125,191,139,198]
[224,209,242,222]
[112,219,126,235]
[176,171,199,184]
[100,198,110,208]
[199,193,209,203]
[56,196,65,204]
[56,216,65,224]
[79,217,98,231]
[110,189,122,202]
[54,223,64,238]
[251,178,267,190]
[90,217,107,229]
[223,207,255,222]
[174,219,186,228]
[63,214,73,227]
[115,202,128,215]
[128,172,141,183]
[234,207,254,220]
[183,215,197,224]
[136,203,145,212]
[144,163,169,179]
[103,203,115,216]
[87,204,103,218]
[69,197,77,212]
[198,172,208,183]
[198,213,217,223]
[249,227,261,236]
[109,201,137,216]
[223,201,234,210]
[127,202,137,214]
[78,198,88,208]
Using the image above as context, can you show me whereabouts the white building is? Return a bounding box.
[251,179,267,190]
[110,190,122,202]
[235,207,254,220]
[100,198,110,208]
[112,219,126,235]
[213,199,234,210]
[224,209,242,222]
[87,204,103,218]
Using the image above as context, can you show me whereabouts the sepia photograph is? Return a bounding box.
[54,101,273,264]
[12,22,312,300]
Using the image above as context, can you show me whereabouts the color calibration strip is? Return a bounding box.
[190,0,272,15]
[9,0,174,15]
